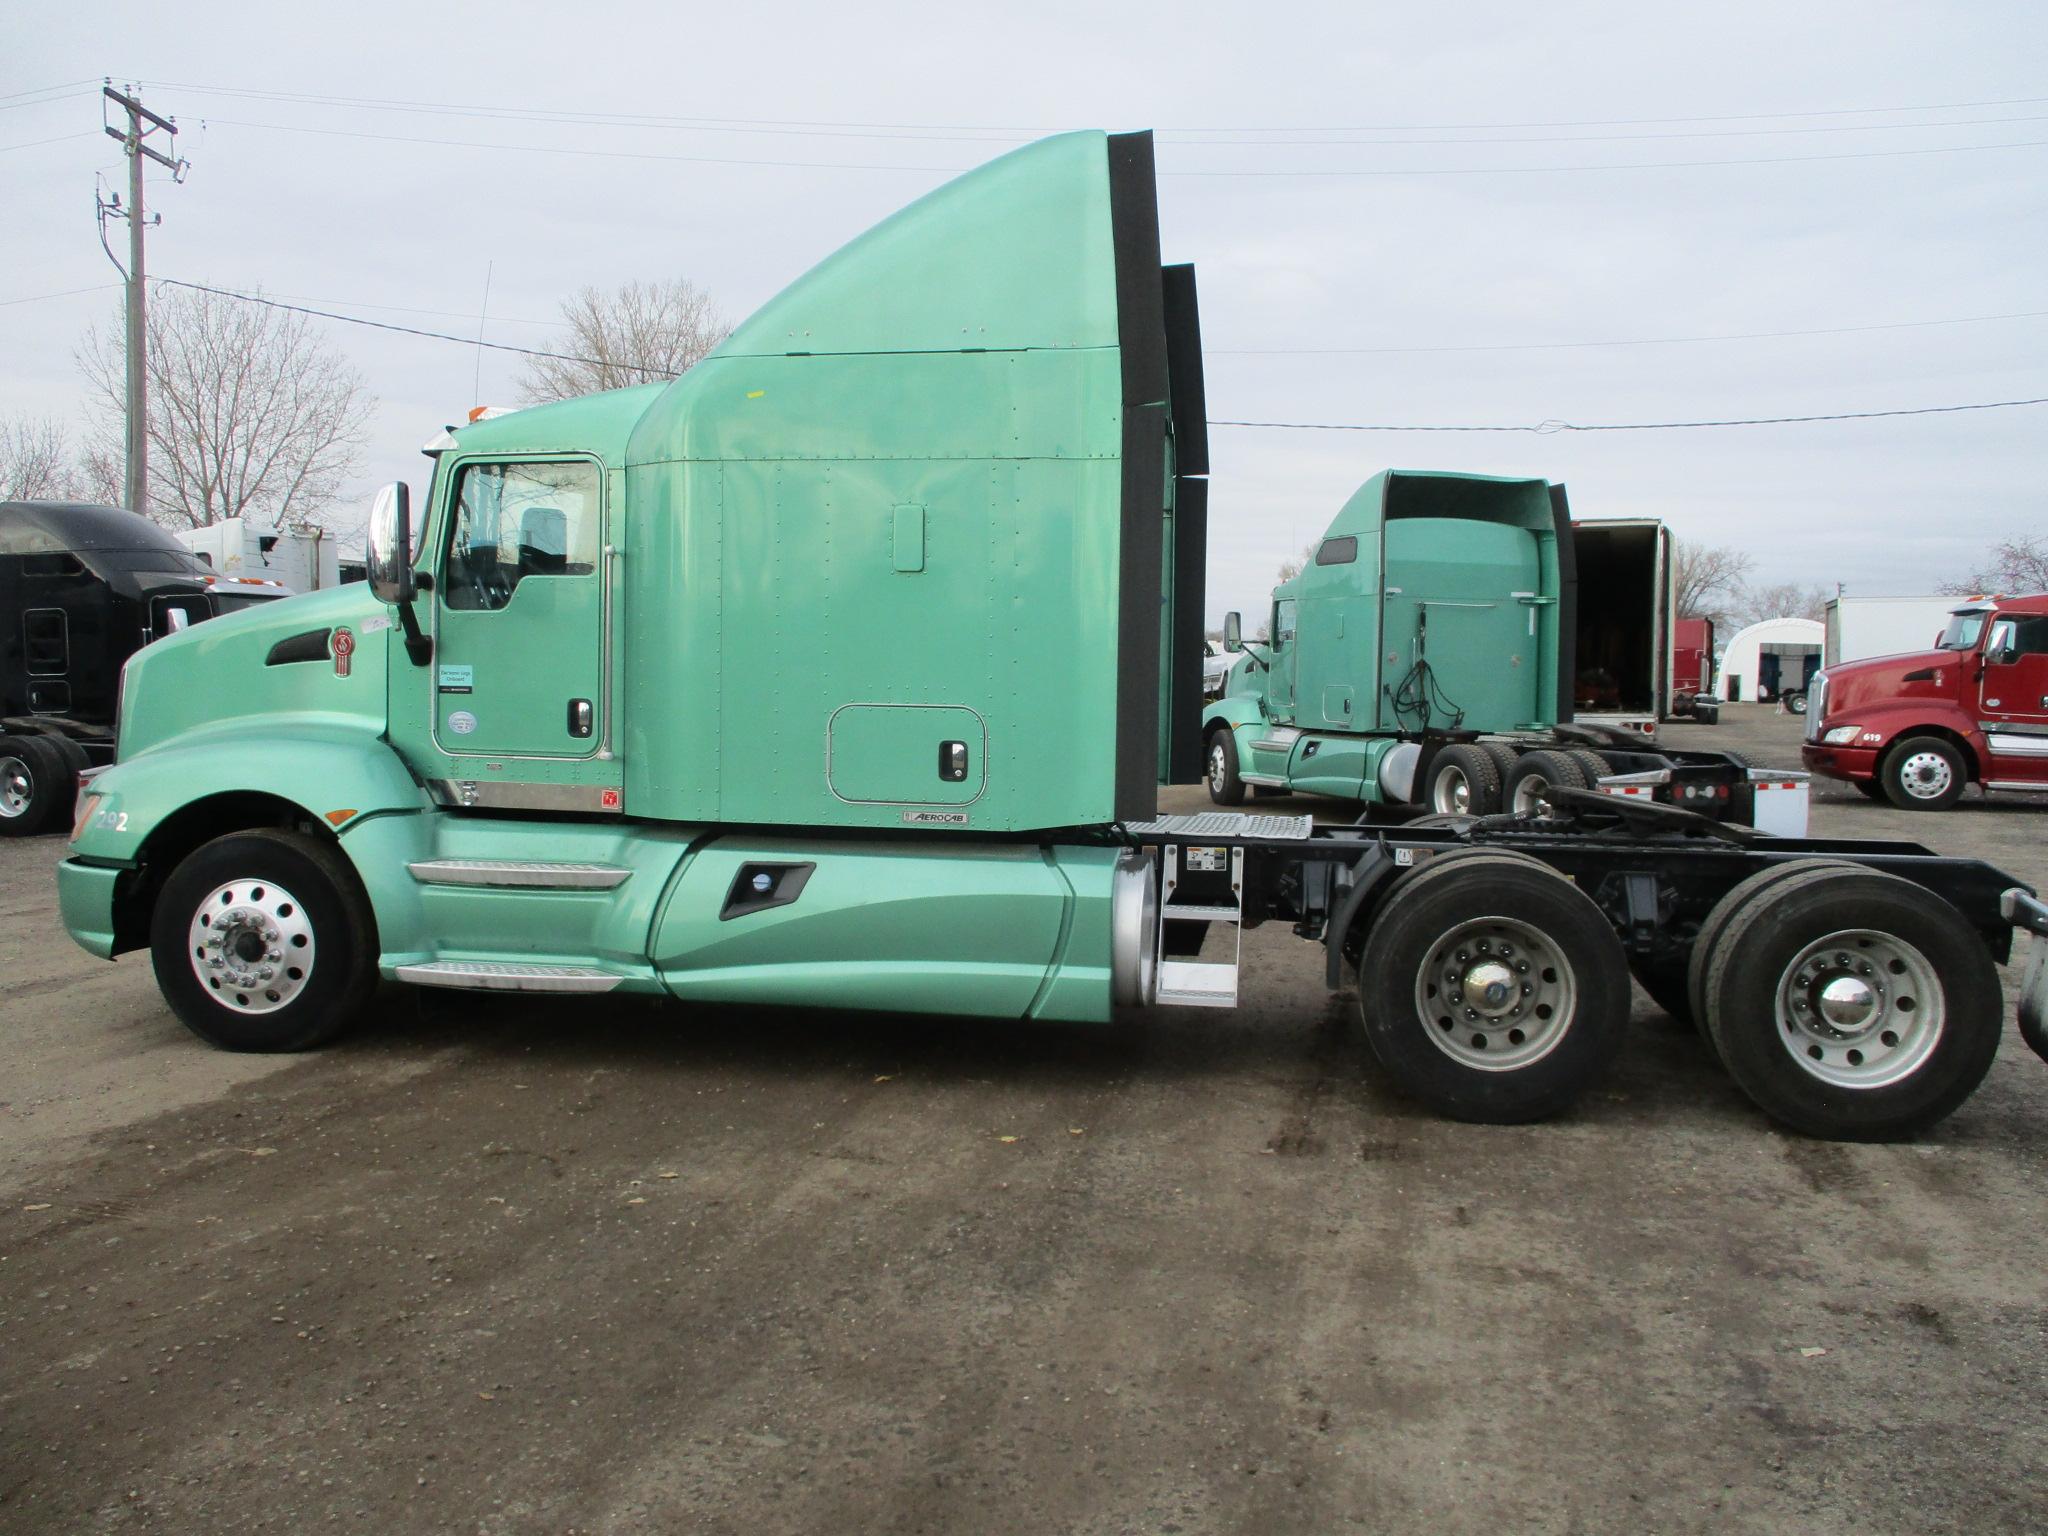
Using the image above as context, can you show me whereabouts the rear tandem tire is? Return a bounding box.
[1684,858,1859,1063]
[1355,852,1630,1123]
[1504,749,1591,819]
[1701,867,2003,1139]
[1206,728,1247,806]
[1424,743,1503,817]
[0,733,73,838]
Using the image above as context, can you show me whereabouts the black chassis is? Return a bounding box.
[1129,799,2026,991]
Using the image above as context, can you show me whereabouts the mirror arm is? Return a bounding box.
[396,599,432,666]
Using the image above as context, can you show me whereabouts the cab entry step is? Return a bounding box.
[1126,812,1314,841]
[396,961,626,993]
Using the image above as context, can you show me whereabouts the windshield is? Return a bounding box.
[1936,611,1988,651]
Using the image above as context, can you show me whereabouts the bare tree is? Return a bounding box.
[520,278,731,403]
[1939,535,2048,595]
[1671,536,1756,626]
[1734,580,1832,628]
[77,284,370,529]
[1274,538,1320,585]
[0,415,81,500]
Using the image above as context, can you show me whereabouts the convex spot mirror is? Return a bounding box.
[1223,611,1243,652]
[366,483,417,605]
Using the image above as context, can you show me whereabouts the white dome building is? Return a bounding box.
[1721,616,1824,703]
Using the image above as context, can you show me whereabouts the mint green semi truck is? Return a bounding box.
[56,131,2039,1139]
[1200,474,1771,824]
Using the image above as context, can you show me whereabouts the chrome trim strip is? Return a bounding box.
[427,779,623,814]
[407,860,630,890]
[1984,780,2048,791]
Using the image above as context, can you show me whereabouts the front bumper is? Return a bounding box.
[1800,741,1880,783]
[57,858,125,959]
[2002,889,2048,1064]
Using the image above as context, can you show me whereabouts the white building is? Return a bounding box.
[1721,616,1824,703]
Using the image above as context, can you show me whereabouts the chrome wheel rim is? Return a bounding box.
[187,877,317,1014]
[1414,916,1577,1072]
[1432,766,1471,816]
[0,755,30,819]
[1209,741,1230,795]
[1510,774,1566,819]
[1896,751,1953,801]
[1775,927,1943,1088]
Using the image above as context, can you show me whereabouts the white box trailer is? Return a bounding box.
[174,517,341,594]
[1823,595,1962,667]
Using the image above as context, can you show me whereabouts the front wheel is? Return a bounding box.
[1879,735,1966,811]
[1206,729,1246,806]
[1355,853,1629,1123]
[150,829,379,1051]
[1701,867,2002,1138]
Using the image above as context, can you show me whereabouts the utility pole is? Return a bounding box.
[100,84,184,516]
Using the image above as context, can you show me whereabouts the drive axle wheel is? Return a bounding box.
[0,734,71,837]
[1356,853,1628,1123]
[1682,859,1856,1053]
[1206,728,1246,806]
[1504,749,1590,819]
[150,829,379,1052]
[1425,743,1503,817]
[1702,867,2001,1139]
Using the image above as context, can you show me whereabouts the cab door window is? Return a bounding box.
[443,460,601,611]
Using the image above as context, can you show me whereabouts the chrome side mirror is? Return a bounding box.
[1223,611,1243,652]
[367,483,416,605]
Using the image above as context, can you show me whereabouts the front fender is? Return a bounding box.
[1838,705,1985,773]
[1201,696,1271,778]
[68,715,429,867]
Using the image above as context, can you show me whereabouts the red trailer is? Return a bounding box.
[1672,617,1718,722]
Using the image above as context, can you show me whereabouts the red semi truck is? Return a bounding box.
[1672,616,1717,722]
[1801,594,2048,809]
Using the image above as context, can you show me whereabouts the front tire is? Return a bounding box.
[1356,853,1629,1123]
[1206,728,1246,806]
[150,829,379,1051]
[1879,735,1966,811]
[1702,867,2002,1139]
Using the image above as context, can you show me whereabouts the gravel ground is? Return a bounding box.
[2,703,2043,1534]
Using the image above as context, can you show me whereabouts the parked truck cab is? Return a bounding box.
[1801,594,2048,809]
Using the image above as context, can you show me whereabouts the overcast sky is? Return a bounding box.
[5,2,2043,624]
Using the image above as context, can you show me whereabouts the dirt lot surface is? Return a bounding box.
[3,704,2044,1533]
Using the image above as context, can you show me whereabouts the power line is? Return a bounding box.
[0,282,121,308]
[0,79,98,107]
[187,115,2048,178]
[1212,309,2048,356]
[163,277,2048,434]
[137,77,2048,134]
[152,278,678,378]
[1213,398,2048,433]
[0,131,99,154]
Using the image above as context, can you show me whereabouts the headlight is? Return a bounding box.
[1822,725,1862,745]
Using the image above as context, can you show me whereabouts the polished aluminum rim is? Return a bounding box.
[1431,766,1472,816]
[0,755,30,819]
[1209,740,1231,795]
[1510,771,1571,819]
[1414,916,1577,1072]
[1775,927,1943,1089]
[1896,750,1953,801]
[187,877,317,1014]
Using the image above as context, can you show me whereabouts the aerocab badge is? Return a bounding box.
[331,627,356,678]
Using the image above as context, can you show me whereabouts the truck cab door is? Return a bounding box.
[391,455,618,810]
[1265,599,1299,722]
[1979,613,2048,784]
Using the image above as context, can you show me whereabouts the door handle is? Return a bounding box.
[568,699,594,738]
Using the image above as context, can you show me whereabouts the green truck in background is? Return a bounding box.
[1201,472,1776,825]
[55,130,2042,1139]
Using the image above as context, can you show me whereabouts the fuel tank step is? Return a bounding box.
[395,961,625,993]
[407,860,631,890]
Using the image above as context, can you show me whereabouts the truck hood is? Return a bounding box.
[118,585,393,761]
[1817,648,1961,720]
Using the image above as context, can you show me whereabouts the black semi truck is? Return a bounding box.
[1,500,291,835]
